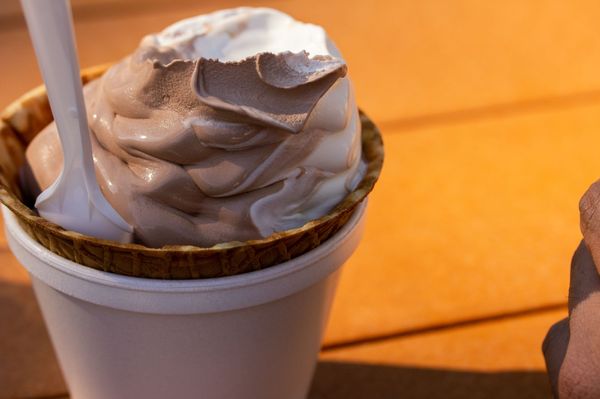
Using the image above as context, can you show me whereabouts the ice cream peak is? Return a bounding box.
[24,7,364,247]
[143,7,341,62]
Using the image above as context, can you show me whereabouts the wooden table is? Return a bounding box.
[5,0,600,397]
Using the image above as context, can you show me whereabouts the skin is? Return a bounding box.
[543,179,600,398]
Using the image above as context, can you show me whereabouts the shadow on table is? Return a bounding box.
[0,279,553,399]
[0,280,67,399]
[310,361,552,399]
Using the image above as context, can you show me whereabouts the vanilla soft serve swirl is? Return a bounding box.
[25,8,364,247]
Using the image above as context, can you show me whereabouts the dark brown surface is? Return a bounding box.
[310,364,551,399]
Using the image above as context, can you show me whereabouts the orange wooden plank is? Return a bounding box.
[324,101,600,344]
[285,0,600,124]
[322,309,566,372]
[4,1,600,124]
[313,310,563,399]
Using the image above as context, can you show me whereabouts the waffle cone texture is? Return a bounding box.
[0,65,384,279]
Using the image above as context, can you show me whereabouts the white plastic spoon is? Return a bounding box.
[20,0,133,242]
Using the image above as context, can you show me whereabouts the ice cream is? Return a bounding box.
[23,7,364,247]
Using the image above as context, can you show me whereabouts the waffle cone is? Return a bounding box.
[0,65,384,279]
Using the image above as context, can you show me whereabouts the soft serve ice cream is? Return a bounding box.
[24,7,364,247]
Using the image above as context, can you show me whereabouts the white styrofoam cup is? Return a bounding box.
[3,201,366,399]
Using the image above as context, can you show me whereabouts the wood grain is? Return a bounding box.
[4,1,600,124]
[3,0,600,396]
[313,310,563,398]
[324,101,600,344]
[322,309,566,372]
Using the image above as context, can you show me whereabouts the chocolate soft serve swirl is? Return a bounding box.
[24,8,364,247]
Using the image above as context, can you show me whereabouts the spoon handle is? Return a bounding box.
[20,0,95,185]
